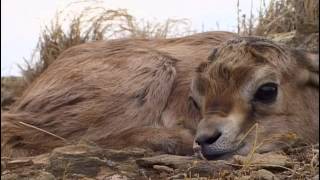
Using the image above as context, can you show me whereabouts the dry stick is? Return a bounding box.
[236,123,258,147]
[237,0,240,34]
[254,132,295,152]
[236,126,306,176]
[18,121,68,143]
[248,0,254,35]
[223,162,301,176]
[310,145,319,171]
[240,123,259,170]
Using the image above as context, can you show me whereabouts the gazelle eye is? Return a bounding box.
[189,96,200,110]
[253,83,278,103]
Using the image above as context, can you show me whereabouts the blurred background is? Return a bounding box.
[2,0,270,77]
[1,0,319,108]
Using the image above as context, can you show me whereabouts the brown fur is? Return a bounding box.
[1,32,318,159]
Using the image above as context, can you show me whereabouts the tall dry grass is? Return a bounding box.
[19,3,193,84]
[254,0,296,36]
[12,0,320,99]
[254,0,319,36]
[237,0,294,36]
[237,0,319,37]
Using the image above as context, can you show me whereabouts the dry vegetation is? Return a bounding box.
[238,0,319,51]
[254,0,296,36]
[1,76,26,110]
[15,0,319,86]
[1,0,319,179]
[5,0,319,94]
[19,4,193,84]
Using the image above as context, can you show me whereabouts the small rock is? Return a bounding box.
[233,152,290,170]
[1,173,19,180]
[168,173,186,180]
[104,174,128,180]
[1,160,6,174]
[105,160,117,167]
[137,154,233,177]
[152,165,174,173]
[238,175,250,180]
[252,169,279,180]
[53,144,148,161]
[1,170,56,180]
[136,154,195,169]
[64,173,95,179]
[32,153,50,166]
[34,171,56,180]
[102,148,149,161]
[187,160,233,177]
[48,146,108,177]
[6,158,33,169]
[51,144,102,157]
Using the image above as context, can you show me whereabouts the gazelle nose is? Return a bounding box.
[195,131,222,146]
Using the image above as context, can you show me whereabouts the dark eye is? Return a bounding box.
[189,96,200,110]
[253,83,278,103]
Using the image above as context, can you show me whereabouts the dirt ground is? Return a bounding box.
[1,141,319,180]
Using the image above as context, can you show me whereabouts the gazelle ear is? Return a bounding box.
[292,49,319,87]
[190,73,210,110]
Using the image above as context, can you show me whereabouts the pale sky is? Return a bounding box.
[1,0,270,76]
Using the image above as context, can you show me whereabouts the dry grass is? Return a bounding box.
[1,76,26,109]
[237,0,256,36]
[254,0,319,36]
[221,133,318,179]
[237,0,319,37]
[19,2,193,85]
[254,0,296,36]
[15,0,319,93]
[185,121,318,179]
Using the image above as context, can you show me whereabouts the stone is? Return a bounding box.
[102,148,149,161]
[152,165,174,173]
[137,154,233,177]
[251,169,279,180]
[168,173,186,180]
[48,154,106,177]
[31,153,50,167]
[51,144,102,157]
[46,144,148,178]
[238,176,250,180]
[48,145,108,177]
[1,160,6,174]
[136,154,196,169]
[1,171,56,180]
[233,152,290,170]
[103,174,128,180]
[6,158,33,169]
[34,171,56,180]
[1,173,19,180]
[51,143,148,161]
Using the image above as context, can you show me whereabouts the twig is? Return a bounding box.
[243,123,259,169]
[237,123,258,147]
[237,0,240,34]
[223,161,301,176]
[18,121,68,143]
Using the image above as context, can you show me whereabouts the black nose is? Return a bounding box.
[195,131,222,146]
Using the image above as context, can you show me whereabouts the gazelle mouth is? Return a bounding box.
[193,142,245,160]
